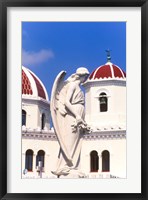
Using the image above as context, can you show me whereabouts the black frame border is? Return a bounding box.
[0,0,147,199]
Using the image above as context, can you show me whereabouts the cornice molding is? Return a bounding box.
[22,131,57,141]
[84,79,126,89]
[22,96,50,107]
[83,130,126,140]
[22,129,126,141]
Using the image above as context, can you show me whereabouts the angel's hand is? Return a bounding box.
[76,115,86,126]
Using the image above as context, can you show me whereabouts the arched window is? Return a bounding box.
[99,92,108,112]
[90,150,99,172]
[25,149,33,171]
[36,150,45,167]
[102,150,110,172]
[22,110,26,126]
[41,113,46,130]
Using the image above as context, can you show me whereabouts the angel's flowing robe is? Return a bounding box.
[53,82,85,177]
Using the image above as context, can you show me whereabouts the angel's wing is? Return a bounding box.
[50,71,73,166]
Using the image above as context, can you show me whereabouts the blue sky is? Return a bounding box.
[22,22,126,98]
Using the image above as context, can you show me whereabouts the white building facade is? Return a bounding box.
[22,60,126,179]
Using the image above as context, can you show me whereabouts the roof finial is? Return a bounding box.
[106,49,111,62]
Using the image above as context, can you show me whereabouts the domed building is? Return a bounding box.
[85,60,126,129]
[22,56,126,178]
[81,57,126,178]
[22,66,59,178]
[22,66,50,130]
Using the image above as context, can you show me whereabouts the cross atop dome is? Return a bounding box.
[106,49,111,62]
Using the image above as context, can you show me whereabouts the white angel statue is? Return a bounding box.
[50,67,89,178]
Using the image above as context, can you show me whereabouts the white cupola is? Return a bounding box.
[83,52,126,129]
[22,66,50,130]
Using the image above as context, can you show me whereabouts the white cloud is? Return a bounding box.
[22,49,54,66]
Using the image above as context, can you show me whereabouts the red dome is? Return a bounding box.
[22,66,49,101]
[89,62,126,80]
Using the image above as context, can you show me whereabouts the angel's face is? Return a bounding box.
[79,74,89,84]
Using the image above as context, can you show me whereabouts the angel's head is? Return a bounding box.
[76,67,89,83]
[66,67,89,83]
